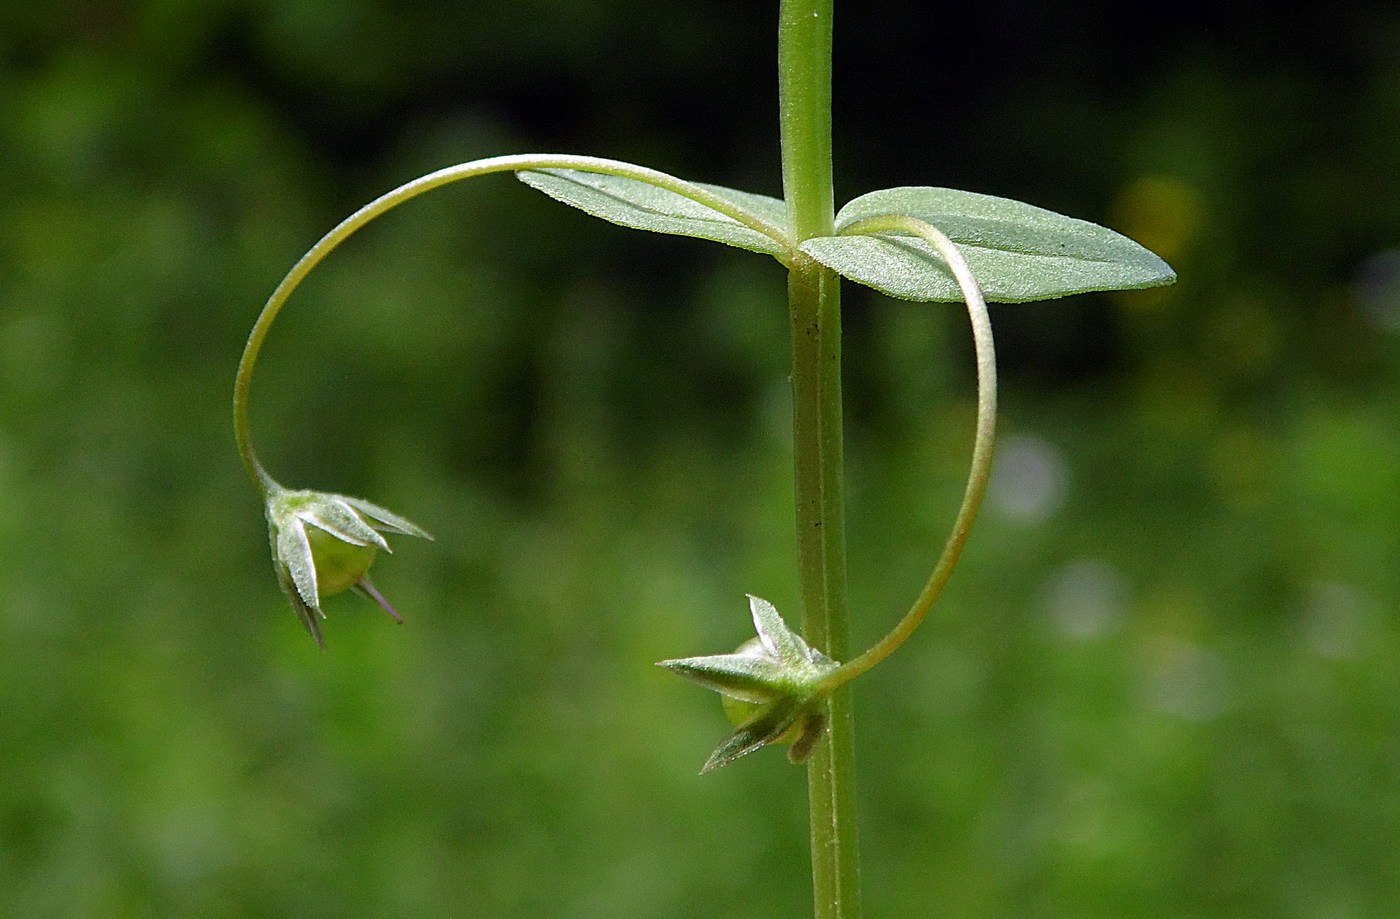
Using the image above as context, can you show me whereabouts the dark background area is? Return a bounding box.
[3,1,1400,916]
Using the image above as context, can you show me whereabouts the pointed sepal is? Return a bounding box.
[657,648,794,704]
[748,594,830,671]
[785,710,827,765]
[701,696,806,774]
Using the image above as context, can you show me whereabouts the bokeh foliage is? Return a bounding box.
[3,1,1400,916]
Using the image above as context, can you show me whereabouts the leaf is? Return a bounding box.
[518,169,789,257]
[799,186,1175,303]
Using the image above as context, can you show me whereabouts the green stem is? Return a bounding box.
[819,215,997,692]
[778,2,861,918]
[232,153,791,497]
[779,0,835,239]
[788,261,858,919]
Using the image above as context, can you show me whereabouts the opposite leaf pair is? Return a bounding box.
[520,169,1176,303]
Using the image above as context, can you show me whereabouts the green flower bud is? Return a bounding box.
[265,486,431,647]
[659,595,838,773]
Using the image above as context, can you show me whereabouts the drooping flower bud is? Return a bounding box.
[265,486,431,647]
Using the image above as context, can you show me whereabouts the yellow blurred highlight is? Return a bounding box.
[1110,175,1203,267]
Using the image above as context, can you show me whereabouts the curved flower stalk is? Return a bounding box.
[815,214,998,691]
[234,154,789,646]
[659,214,998,771]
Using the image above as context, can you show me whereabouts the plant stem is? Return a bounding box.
[778,1,862,917]
[779,0,835,240]
[789,264,861,919]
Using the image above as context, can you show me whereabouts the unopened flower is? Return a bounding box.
[265,486,431,647]
[659,595,838,773]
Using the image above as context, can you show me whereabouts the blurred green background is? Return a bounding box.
[4,1,1400,916]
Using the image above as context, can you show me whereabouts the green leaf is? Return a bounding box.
[799,186,1176,303]
[518,168,790,257]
